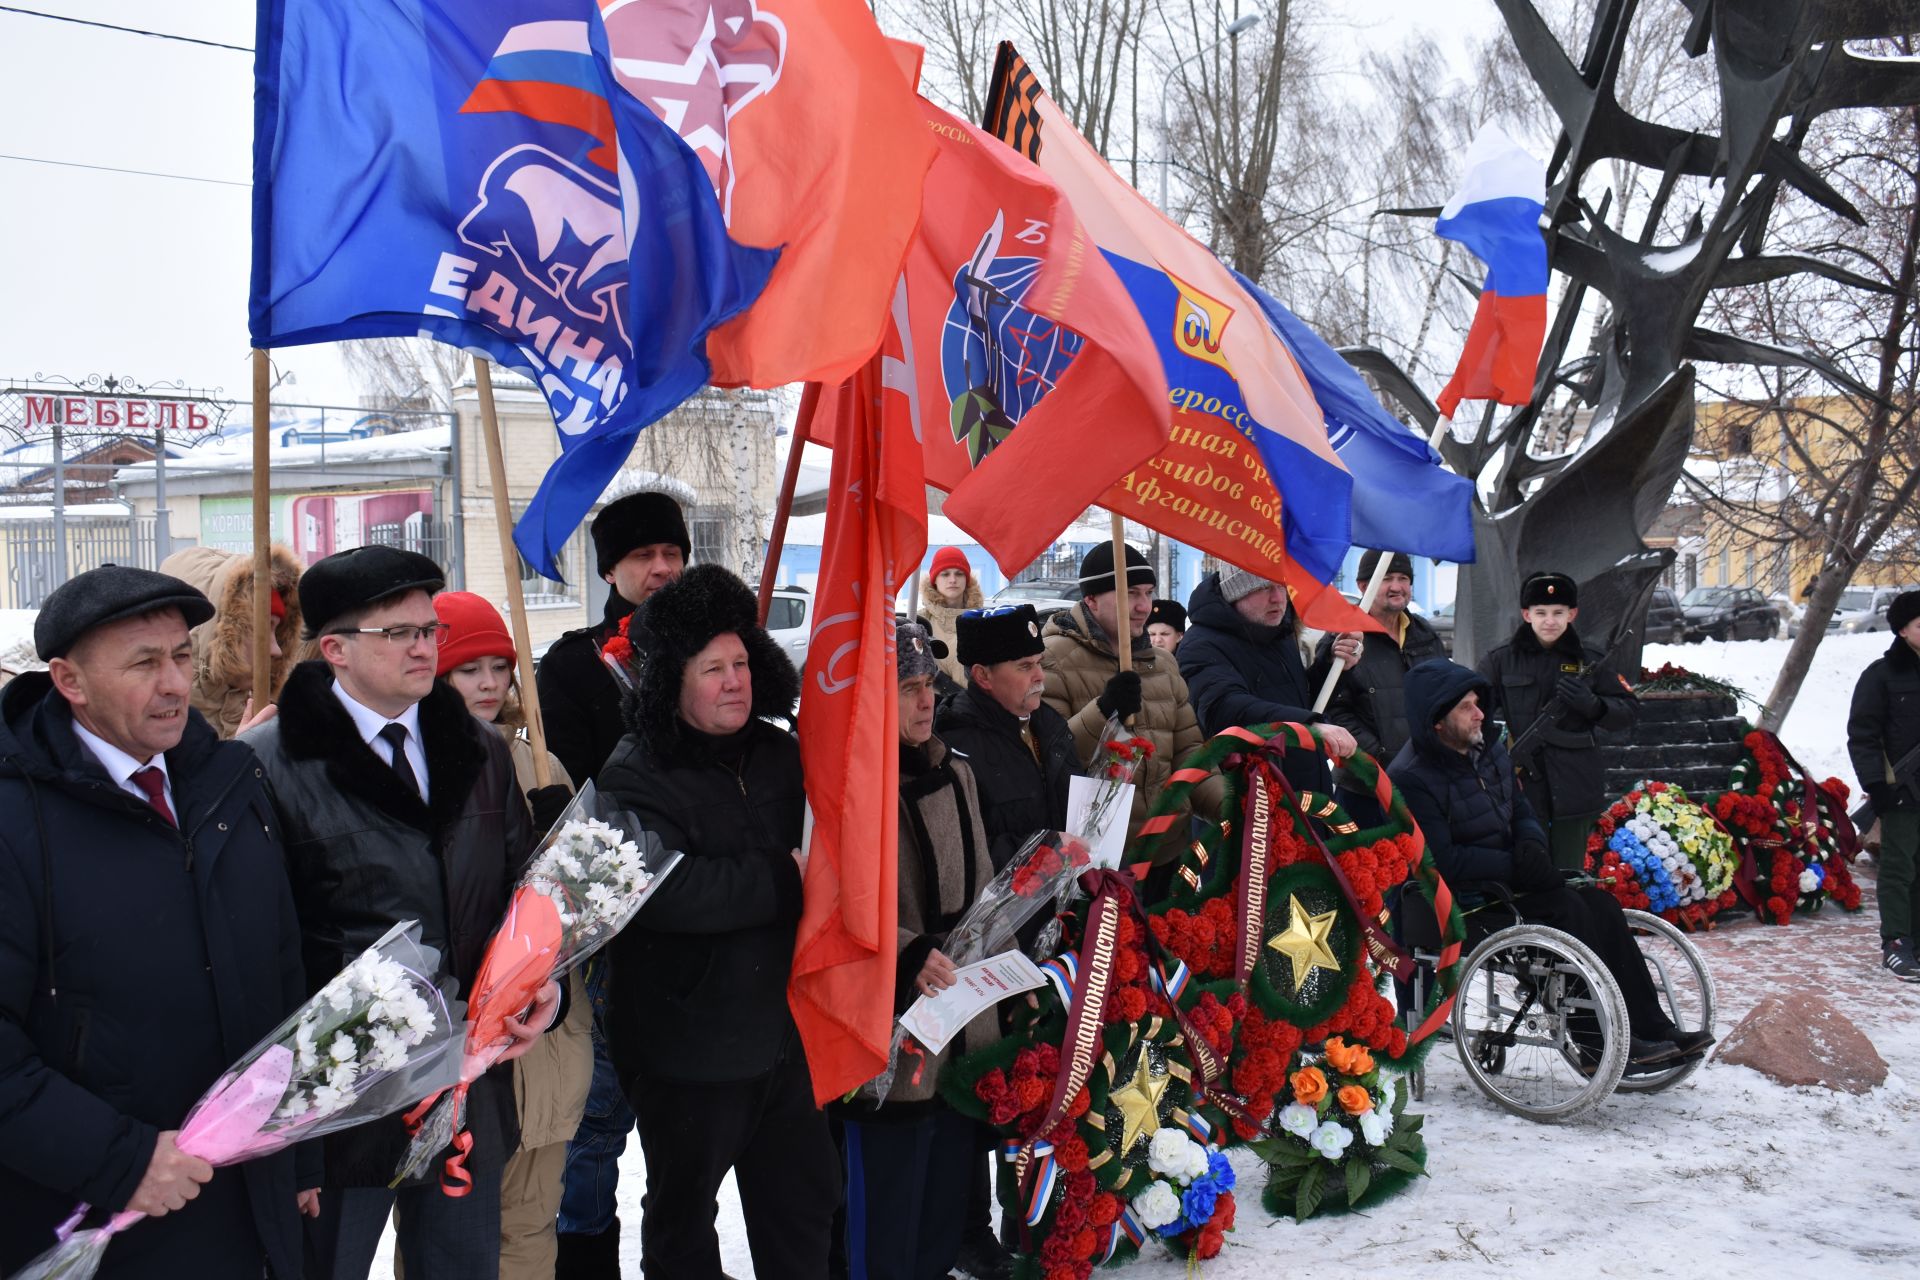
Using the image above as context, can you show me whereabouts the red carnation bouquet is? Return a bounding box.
[598,614,635,690]
[1078,716,1155,856]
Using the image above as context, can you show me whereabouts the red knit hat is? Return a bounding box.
[433,591,516,676]
[929,546,970,580]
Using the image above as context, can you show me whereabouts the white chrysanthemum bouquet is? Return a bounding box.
[394,782,680,1190]
[12,922,462,1280]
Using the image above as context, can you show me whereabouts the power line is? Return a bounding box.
[0,5,251,53]
[0,151,249,188]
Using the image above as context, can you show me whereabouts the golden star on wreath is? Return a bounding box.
[1107,1046,1170,1155]
[1267,892,1341,995]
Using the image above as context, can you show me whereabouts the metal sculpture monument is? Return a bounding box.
[1352,0,1920,668]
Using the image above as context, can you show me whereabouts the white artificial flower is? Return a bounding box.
[1799,868,1820,893]
[1310,1121,1354,1160]
[1180,1142,1211,1183]
[1131,1180,1182,1231]
[1279,1102,1319,1139]
[1147,1128,1195,1177]
[1358,1109,1392,1146]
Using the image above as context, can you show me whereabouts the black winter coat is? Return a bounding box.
[1314,611,1447,762]
[1387,661,1546,892]
[935,684,1078,870]
[600,719,807,1084]
[1179,573,1338,792]
[243,661,535,1186]
[0,677,305,1280]
[1848,637,1920,811]
[534,593,637,785]
[1475,623,1635,821]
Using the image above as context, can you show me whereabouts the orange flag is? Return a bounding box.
[789,359,927,1102]
[599,0,937,388]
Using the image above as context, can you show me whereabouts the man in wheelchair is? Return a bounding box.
[1389,659,1716,1069]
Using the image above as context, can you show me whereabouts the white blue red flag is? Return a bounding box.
[250,0,778,578]
[1237,273,1476,565]
[1433,125,1549,419]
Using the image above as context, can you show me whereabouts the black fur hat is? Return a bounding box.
[621,563,799,758]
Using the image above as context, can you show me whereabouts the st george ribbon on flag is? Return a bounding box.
[249,0,777,579]
[1433,124,1549,420]
[1235,272,1476,565]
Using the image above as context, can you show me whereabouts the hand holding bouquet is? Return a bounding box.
[12,923,461,1280]
[394,782,680,1191]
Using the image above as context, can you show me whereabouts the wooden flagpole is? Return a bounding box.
[251,350,273,713]
[476,360,552,788]
[1312,553,1391,714]
[759,382,820,624]
[1110,512,1132,675]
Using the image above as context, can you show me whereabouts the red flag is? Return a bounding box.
[789,360,927,1103]
[812,96,1170,573]
[600,0,937,387]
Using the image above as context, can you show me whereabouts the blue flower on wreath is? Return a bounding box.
[1176,1150,1237,1232]
[1608,828,1680,912]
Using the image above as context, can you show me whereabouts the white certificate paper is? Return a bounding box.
[899,950,1048,1055]
[1066,776,1135,869]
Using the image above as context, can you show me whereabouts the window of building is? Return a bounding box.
[1730,424,1754,455]
[691,515,729,567]
[510,503,583,606]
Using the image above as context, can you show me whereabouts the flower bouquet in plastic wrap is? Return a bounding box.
[393,781,680,1192]
[858,830,1093,1100]
[10,922,462,1280]
[1069,717,1156,867]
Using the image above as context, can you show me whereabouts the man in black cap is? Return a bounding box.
[536,489,691,788]
[1849,590,1920,980]
[539,489,689,1277]
[1476,570,1636,870]
[0,566,307,1279]
[243,546,551,1280]
[1316,550,1447,765]
[1145,599,1186,654]
[1040,543,1218,865]
[934,604,1077,1278]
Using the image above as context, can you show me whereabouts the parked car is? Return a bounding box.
[1679,585,1779,641]
[1423,600,1455,655]
[1829,585,1915,634]
[1643,587,1686,644]
[279,411,403,448]
[765,585,814,669]
[989,577,1081,622]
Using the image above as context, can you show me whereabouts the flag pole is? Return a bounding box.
[251,349,273,713]
[760,382,819,625]
[1109,512,1131,676]
[1312,553,1390,714]
[477,359,551,789]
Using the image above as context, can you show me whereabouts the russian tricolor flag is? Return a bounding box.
[1434,125,1548,419]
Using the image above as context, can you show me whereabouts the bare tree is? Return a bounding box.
[1686,85,1920,730]
[1007,0,1151,155]
[341,338,469,413]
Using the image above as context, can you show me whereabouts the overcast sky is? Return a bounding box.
[0,0,1490,417]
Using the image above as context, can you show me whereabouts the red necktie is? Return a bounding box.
[131,765,177,828]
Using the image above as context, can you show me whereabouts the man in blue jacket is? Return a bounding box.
[1387,659,1713,1069]
[1179,567,1360,791]
[0,566,308,1278]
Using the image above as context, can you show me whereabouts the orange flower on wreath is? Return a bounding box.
[1289,1066,1327,1104]
[1323,1036,1375,1076]
[1337,1085,1373,1116]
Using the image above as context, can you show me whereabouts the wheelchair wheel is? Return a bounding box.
[1614,909,1718,1094]
[1452,925,1627,1123]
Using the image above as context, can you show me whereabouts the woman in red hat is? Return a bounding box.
[917,546,982,692]
[432,590,592,1280]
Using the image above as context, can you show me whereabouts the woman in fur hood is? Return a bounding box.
[158,543,304,737]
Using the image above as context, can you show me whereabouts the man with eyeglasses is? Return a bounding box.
[931,603,1078,1280]
[243,545,553,1280]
